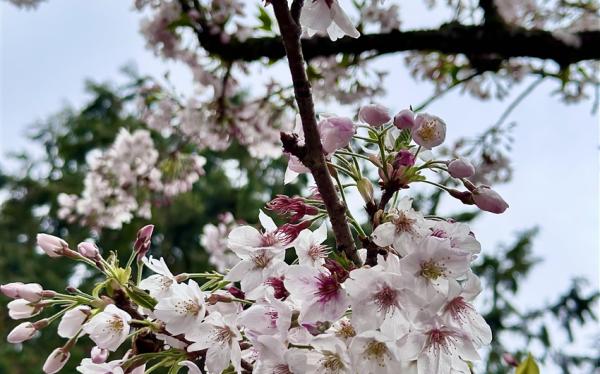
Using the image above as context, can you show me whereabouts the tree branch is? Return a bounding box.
[271,0,361,266]
[190,22,600,68]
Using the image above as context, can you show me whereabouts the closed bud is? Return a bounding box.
[356,177,374,204]
[318,117,356,154]
[91,346,109,364]
[503,353,519,367]
[393,150,416,168]
[227,286,245,300]
[7,322,37,343]
[36,234,69,258]
[134,224,154,258]
[8,299,42,320]
[412,113,446,149]
[393,109,415,129]
[77,241,99,259]
[18,283,44,302]
[0,282,24,299]
[43,348,70,374]
[472,186,509,214]
[448,157,475,178]
[358,104,391,127]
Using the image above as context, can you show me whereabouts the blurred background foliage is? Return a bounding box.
[0,78,597,373]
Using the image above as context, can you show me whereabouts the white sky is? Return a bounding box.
[1,0,599,369]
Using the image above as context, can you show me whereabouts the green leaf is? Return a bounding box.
[256,6,273,32]
[126,285,158,310]
[515,354,540,374]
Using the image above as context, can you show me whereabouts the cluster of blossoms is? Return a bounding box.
[2,103,509,373]
[57,128,206,229]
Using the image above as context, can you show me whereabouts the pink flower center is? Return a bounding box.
[392,212,415,233]
[431,229,448,238]
[252,249,272,269]
[261,232,280,247]
[443,297,472,324]
[425,327,458,354]
[373,285,398,314]
[307,243,329,261]
[315,273,341,303]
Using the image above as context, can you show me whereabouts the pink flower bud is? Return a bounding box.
[16,283,44,303]
[43,348,70,374]
[266,195,319,223]
[8,299,42,320]
[393,109,415,129]
[91,346,109,364]
[472,186,509,214]
[227,286,245,300]
[77,242,99,259]
[448,157,475,178]
[278,221,312,244]
[36,234,68,258]
[1,282,24,298]
[411,113,446,149]
[358,104,391,127]
[394,150,416,168]
[318,117,356,154]
[7,322,36,343]
[503,353,519,367]
[134,224,154,258]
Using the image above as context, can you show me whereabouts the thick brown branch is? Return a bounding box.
[192,23,600,68]
[271,0,361,266]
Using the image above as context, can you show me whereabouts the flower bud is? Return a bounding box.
[393,150,416,168]
[472,186,509,214]
[503,353,519,367]
[1,282,24,298]
[91,346,109,364]
[17,283,44,302]
[358,104,391,127]
[267,195,319,223]
[36,234,68,258]
[134,224,154,259]
[448,157,475,178]
[318,117,356,154]
[227,286,245,300]
[356,177,374,204]
[411,113,446,149]
[8,299,42,320]
[393,109,415,129]
[43,348,70,374]
[7,322,36,343]
[77,241,99,259]
[278,221,312,244]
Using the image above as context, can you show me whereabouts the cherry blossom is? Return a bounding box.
[154,280,207,335]
[299,0,360,41]
[186,312,243,374]
[82,305,131,352]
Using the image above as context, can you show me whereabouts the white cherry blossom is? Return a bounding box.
[82,304,131,352]
[154,280,207,336]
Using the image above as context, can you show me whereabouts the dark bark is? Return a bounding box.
[271,0,361,266]
[192,22,600,69]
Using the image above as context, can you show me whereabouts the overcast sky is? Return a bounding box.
[1,0,599,368]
